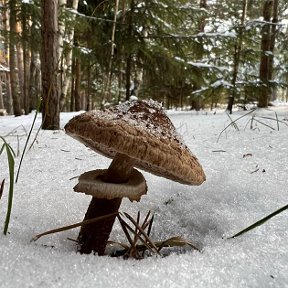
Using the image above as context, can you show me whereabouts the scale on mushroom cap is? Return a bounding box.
[65,99,206,255]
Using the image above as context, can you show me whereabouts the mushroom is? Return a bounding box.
[64,99,206,255]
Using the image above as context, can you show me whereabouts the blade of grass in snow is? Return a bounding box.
[0,137,16,235]
[0,179,4,201]
[228,203,288,239]
[252,118,275,130]
[217,109,255,142]
[16,98,41,183]
[226,112,239,131]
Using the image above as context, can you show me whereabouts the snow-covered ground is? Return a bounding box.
[0,105,287,288]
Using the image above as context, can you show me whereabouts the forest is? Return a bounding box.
[0,0,287,129]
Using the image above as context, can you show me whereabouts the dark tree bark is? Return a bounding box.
[125,0,134,100]
[74,56,81,111]
[70,53,75,111]
[258,0,273,108]
[9,0,22,116]
[227,0,247,114]
[21,2,31,114]
[191,0,207,111]
[267,0,279,102]
[0,82,4,110]
[4,72,13,114]
[41,0,60,129]
[2,4,13,114]
[86,62,92,110]
[16,21,24,109]
[60,0,79,111]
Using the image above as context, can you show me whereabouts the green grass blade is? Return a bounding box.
[0,179,4,201]
[228,203,288,239]
[0,143,5,155]
[3,144,15,235]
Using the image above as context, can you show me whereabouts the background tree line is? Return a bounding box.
[0,0,287,129]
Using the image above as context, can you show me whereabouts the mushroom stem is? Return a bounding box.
[105,152,136,183]
[78,153,135,255]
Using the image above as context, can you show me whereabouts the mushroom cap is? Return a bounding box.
[65,100,206,185]
[74,169,147,202]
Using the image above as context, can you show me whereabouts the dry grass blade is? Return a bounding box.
[117,214,134,247]
[226,112,239,131]
[130,211,141,255]
[123,212,160,254]
[127,236,201,253]
[275,112,280,131]
[252,118,275,130]
[147,214,154,237]
[131,211,153,257]
[118,213,159,255]
[31,212,118,242]
[156,236,201,252]
[117,214,145,258]
[217,109,255,142]
[107,240,129,250]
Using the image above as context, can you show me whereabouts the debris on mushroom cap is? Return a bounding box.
[65,99,206,185]
[74,169,147,202]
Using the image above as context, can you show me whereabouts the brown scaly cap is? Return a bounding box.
[64,100,206,185]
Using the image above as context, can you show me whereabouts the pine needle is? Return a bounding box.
[228,203,288,239]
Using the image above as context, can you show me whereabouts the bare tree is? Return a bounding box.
[9,0,22,116]
[41,0,60,129]
[226,0,247,114]
[258,0,278,107]
[60,0,79,111]
[21,1,31,114]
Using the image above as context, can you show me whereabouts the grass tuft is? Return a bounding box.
[31,210,200,259]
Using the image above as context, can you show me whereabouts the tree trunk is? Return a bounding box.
[258,0,273,108]
[70,53,75,111]
[191,0,207,111]
[58,0,66,110]
[2,2,13,114]
[41,0,60,129]
[9,0,22,116]
[29,50,41,111]
[86,63,91,110]
[102,0,119,104]
[29,15,41,111]
[267,0,279,102]
[226,0,247,114]
[125,0,134,100]
[4,72,13,114]
[16,21,24,108]
[21,2,30,114]
[60,0,79,111]
[0,80,4,109]
[74,56,81,111]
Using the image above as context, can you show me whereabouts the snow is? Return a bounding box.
[0,105,288,288]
